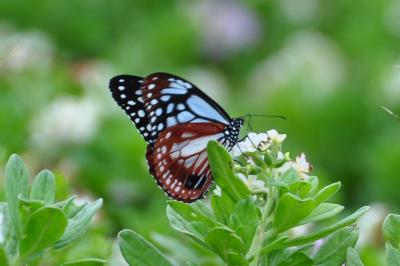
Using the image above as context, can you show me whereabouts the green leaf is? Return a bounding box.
[166,205,210,250]
[286,206,369,247]
[204,227,246,265]
[0,245,9,266]
[279,252,313,266]
[168,200,217,227]
[211,192,235,225]
[54,199,102,249]
[314,182,341,204]
[19,196,45,212]
[280,168,299,186]
[207,141,250,202]
[118,229,173,266]
[301,203,344,224]
[5,154,30,240]
[386,243,400,266]
[383,214,400,248]
[346,247,364,266]
[259,237,289,256]
[314,226,359,266]
[152,234,200,264]
[167,201,219,236]
[229,197,260,251]
[19,207,67,258]
[289,181,311,198]
[273,193,316,232]
[30,170,55,205]
[307,176,319,196]
[62,258,107,266]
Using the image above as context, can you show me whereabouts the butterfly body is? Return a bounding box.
[109,72,243,202]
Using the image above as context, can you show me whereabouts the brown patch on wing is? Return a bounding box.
[146,122,226,203]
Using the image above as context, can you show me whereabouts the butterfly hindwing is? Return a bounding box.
[146,122,227,202]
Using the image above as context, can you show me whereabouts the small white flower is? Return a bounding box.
[231,132,269,157]
[247,175,266,192]
[294,153,312,175]
[231,130,287,157]
[267,129,287,144]
[279,153,312,179]
[238,173,267,192]
[213,185,222,196]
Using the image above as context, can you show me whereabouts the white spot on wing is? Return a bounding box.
[180,134,222,157]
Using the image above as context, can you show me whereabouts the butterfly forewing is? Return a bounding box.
[109,75,153,142]
[139,72,231,143]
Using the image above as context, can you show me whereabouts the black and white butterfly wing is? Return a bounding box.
[109,75,154,142]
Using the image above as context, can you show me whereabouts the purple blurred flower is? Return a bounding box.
[187,0,262,59]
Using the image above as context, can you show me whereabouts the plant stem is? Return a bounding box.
[247,171,277,266]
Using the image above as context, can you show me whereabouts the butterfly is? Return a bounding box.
[109,72,243,202]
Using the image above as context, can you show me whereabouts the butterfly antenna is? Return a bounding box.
[241,114,287,120]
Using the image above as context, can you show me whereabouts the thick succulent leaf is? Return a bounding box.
[207,141,250,202]
[273,193,315,232]
[300,203,344,224]
[118,229,173,266]
[53,199,102,248]
[313,226,359,266]
[19,207,67,258]
[286,206,369,247]
[346,247,364,266]
[30,170,55,205]
[5,154,30,240]
[383,214,400,248]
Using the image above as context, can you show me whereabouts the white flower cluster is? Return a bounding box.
[30,96,102,149]
[280,153,313,180]
[231,129,286,157]
[230,130,313,192]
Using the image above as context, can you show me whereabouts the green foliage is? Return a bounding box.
[118,229,173,266]
[117,136,375,265]
[346,247,364,266]
[0,154,104,266]
[383,214,400,266]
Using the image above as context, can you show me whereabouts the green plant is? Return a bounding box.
[118,131,372,265]
[0,154,104,266]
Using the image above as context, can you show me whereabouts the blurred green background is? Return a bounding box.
[0,0,399,265]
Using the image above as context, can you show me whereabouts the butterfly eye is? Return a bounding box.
[109,72,243,202]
